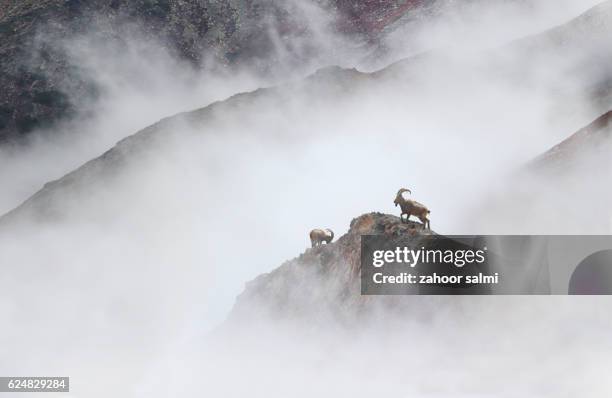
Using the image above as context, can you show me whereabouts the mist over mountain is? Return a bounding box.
[0,0,604,216]
[1,1,612,397]
[1,0,602,143]
[227,110,612,326]
[2,1,611,228]
[533,110,612,170]
[0,0,429,142]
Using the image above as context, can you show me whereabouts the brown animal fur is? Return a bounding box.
[309,228,334,247]
[393,188,431,229]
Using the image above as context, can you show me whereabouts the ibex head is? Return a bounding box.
[394,188,411,206]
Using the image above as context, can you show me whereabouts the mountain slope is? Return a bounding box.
[0,0,255,141]
[2,1,612,227]
[4,0,607,143]
[383,0,612,107]
[0,0,427,143]
[531,110,612,171]
[0,65,370,224]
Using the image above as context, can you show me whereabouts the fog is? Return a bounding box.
[1,1,611,396]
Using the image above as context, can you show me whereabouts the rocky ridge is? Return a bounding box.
[532,110,612,171]
[226,212,434,325]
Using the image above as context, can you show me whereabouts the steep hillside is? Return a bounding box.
[0,64,369,225]
[531,110,612,171]
[0,0,427,143]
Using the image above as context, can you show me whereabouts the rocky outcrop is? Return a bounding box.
[226,212,434,325]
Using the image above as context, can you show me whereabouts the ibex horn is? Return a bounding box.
[397,188,412,196]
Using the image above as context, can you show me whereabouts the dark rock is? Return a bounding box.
[0,0,423,143]
[226,212,434,325]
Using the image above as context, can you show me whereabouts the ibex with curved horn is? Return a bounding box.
[394,188,431,229]
[309,228,334,247]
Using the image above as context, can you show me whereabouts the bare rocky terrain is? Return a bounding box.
[0,0,430,143]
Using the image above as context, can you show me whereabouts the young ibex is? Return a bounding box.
[394,188,431,229]
[309,228,334,247]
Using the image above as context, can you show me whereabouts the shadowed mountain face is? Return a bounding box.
[0,0,293,141]
[335,0,423,33]
[0,0,430,143]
